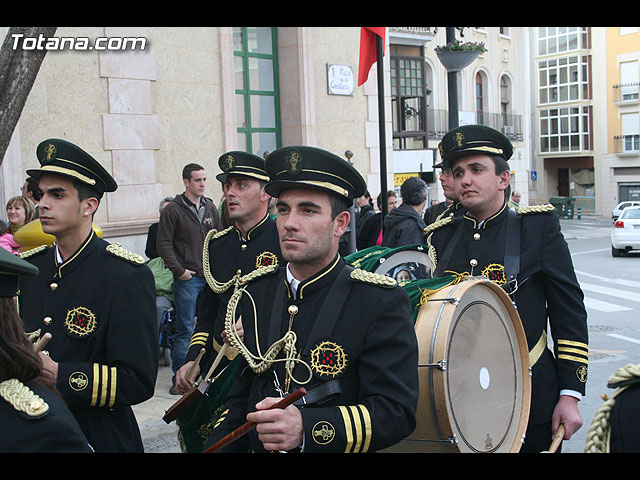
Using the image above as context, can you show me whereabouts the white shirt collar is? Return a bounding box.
[285,263,300,299]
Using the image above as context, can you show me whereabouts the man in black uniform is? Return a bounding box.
[174,151,282,393]
[19,138,158,453]
[202,146,419,453]
[425,125,588,453]
[1,247,93,453]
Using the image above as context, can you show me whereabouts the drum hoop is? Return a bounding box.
[428,281,463,444]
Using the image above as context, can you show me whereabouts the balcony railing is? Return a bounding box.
[427,109,524,141]
[614,134,640,155]
[613,82,640,104]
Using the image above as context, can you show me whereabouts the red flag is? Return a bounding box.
[358,27,386,86]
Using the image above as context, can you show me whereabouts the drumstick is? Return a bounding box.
[543,424,566,453]
[203,343,228,382]
[33,332,52,352]
[202,387,307,453]
[162,344,229,424]
[187,348,206,383]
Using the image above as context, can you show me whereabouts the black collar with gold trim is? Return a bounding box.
[53,230,96,279]
[234,212,273,242]
[463,204,508,230]
[285,254,343,300]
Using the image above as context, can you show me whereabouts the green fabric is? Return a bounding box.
[345,246,455,322]
[400,276,456,322]
[147,256,174,302]
[177,356,241,453]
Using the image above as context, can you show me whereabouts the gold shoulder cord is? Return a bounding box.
[0,378,49,418]
[424,213,453,272]
[584,363,640,453]
[202,227,239,294]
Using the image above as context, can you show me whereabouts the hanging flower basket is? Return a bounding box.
[435,41,486,72]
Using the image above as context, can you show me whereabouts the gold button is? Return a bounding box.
[50,282,58,291]
[30,399,44,412]
[469,259,478,267]
[241,244,247,251]
[288,305,299,315]
[43,316,52,325]
[473,233,480,240]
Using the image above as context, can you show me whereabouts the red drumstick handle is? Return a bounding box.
[202,387,306,453]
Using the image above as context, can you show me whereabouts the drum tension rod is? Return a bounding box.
[426,296,460,305]
[418,360,446,371]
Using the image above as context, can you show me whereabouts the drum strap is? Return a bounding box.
[433,219,464,278]
[503,209,522,294]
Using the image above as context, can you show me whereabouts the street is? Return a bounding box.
[559,216,639,453]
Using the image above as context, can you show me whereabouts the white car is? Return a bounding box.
[612,200,640,222]
[611,206,640,257]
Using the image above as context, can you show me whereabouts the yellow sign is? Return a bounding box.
[394,172,419,187]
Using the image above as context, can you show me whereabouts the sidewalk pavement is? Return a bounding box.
[133,363,183,453]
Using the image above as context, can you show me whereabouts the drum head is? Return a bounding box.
[371,245,432,282]
[414,279,530,453]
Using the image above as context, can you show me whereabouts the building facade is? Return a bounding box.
[0,27,374,255]
[0,27,570,257]
[599,27,640,217]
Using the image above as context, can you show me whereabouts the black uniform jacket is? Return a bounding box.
[0,379,93,453]
[19,231,158,452]
[186,214,282,370]
[203,255,419,453]
[426,204,589,426]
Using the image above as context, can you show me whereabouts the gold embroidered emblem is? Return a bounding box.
[454,132,464,148]
[255,251,278,269]
[576,365,588,383]
[287,151,302,175]
[310,341,347,377]
[481,263,506,285]
[225,155,235,171]
[312,421,336,445]
[65,306,97,338]
[45,143,56,161]
[69,371,89,391]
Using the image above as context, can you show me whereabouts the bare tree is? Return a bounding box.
[0,27,57,165]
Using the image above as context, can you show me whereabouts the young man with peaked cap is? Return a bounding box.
[425,125,588,453]
[18,138,158,453]
[156,163,221,393]
[174,151,282,394]
[202,146,418,453]
[0,247,93,453]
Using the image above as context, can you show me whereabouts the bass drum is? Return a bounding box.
[346,244,433,283]
[386,278,531,453]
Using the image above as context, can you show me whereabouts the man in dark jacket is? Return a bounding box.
[382,176,427,248]
[156,164,221,393]
[20,138,157,452]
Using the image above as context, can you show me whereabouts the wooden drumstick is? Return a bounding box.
[187,348,206,382]
[204,343,229,381]
[162,343,229,424]
[33,332,52,352]
[202,387,307,453]
[543,424,566,453]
